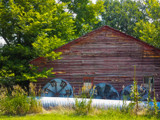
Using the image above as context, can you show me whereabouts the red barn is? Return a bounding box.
[31,26,160,101]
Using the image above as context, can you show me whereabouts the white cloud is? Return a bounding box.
[92,0,97,4]
[0,37,6,44]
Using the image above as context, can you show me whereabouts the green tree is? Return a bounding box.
[60,0,104,36]
[0,0,75,86]
[0,0,75,46]
[134,0,160,48]
[101,0,148,37]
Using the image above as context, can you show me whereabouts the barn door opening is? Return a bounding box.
[143,76,154,91]
[82,77,94,93]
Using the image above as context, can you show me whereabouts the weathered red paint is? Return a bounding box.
[30,26,160,101]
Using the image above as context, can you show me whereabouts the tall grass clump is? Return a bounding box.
[153,89,159,115]
[121,96,131,113]
[0,83,42,115]
[73,85,95,115]
[28,83,42,114]
[74,98,92,115]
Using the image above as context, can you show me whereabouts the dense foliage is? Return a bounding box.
[60,0,105,36]
[134,0,160,48]
[0,0,75,86]
[101,0,160,47]
[101,0,148,37]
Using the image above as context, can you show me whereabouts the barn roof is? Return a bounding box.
[30,25,160,63]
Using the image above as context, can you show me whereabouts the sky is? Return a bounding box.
[92,0,96,3]
[0,37,5,44]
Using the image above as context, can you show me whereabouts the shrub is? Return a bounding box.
[73,85,95,115]
[74,98,92,115]
[0,83,42,115]
[0,85,30,115]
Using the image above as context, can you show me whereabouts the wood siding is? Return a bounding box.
[31,26,160,101]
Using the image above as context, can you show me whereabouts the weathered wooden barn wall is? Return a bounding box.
[31,26,160,100]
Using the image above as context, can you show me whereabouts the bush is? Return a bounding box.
[0,83,42,115]
[0,85,30,115]
[74,98,92,115]
[73,85,94,115]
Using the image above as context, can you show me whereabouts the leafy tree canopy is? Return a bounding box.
[101,0,148,37]
[0,0,75,85]
[60,0,105,36]
[134,0,160,48]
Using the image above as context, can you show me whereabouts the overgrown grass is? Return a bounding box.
[0,108,159,120]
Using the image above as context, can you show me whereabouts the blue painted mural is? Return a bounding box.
[91,83,119,100]
[41,78,73,97]
[120,84,148,101]
[41,78,150,102]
